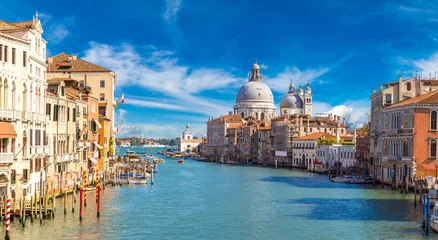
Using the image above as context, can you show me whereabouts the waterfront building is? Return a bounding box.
[270,113,349,167]
[235,119,269,163]
[280,82,312,116]
[99,102,111,170]
[292,132,333,171]
[178,124,203,154]
[317,143,356,175]
[256,123,271,165]
[206,114,243,160]
[47,53,116,164]
[355,127,370,175]
[370,76,438,184]
[46,79,82,191]
[0,15,50,201]
[233,61,276,121]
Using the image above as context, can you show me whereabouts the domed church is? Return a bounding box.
[233,60,276,121]
[280,82,313,116]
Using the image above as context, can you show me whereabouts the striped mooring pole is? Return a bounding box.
[5,197,11,240]
[96,171,99,203]
[84,170,87,207]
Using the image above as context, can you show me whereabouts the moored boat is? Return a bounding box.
[177,159,184,163]
[423,188,438,206]
[331,175,354,183]
[431,204,438,232]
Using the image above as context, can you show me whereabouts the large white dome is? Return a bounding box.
[236,81,274,103]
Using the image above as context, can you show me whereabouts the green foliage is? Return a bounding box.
[319,137,337,145]
[108,137,115,155]
[117,155,122,162]
[362,111,371,133]
[169,138,181,146]
[193,136,199,139]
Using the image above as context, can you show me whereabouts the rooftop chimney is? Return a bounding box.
[398,75,403,103]
[48,57,53,64]
[72,55,77,61]
[343,117,346,125]
[333,115,337,122]
[337,116,341,126]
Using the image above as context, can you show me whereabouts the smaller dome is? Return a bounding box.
[280,94,303,109]
[252,63,260,70]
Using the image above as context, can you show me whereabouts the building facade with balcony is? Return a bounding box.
[293,132,334,171]
[379,90,438,185]
[0,15,49,201]
[370,76,438,185]
[46,53,116,162]
[316,144,356,175]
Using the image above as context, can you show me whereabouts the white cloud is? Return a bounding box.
[163,0,182,23]
[412,52,438,77]
[313,99,370,128]
[116,122,205,139]
[39,13,75,44]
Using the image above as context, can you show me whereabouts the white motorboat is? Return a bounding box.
[431,204,438,232]
[349,176,374,184]
[119,178,148,184]
[331,175,355,183]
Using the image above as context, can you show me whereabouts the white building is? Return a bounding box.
[234,60,276,121]
[280,82,312,116]
[317,144,356,174]
[179,124,203,154]
[0,14,50,201]
[292,132,333,171]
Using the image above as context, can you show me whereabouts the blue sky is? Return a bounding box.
[2,0,438,138]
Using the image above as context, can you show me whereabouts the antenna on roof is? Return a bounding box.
[430,72,432,79]
[416,70,418,79]
[435,71,437,79]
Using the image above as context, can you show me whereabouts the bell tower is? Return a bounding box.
[304,83,313,116]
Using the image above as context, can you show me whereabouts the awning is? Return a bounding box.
[0,122,17,138]
[89,157,98,164]
[93,141,103,150]
[93,119,102,129]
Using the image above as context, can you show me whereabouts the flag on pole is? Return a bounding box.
[120,94,124,104]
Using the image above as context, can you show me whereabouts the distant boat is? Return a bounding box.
[177,159,184,163]
[431,204,438,232]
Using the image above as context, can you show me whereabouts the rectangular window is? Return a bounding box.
[30,129,33,146]
[73,108,76,122]
[83,107,87,116]
[385,94,392,104]
[403,139,408,156]
[53,105,58,121]
[30,64,32,74]
[11,48,15,64]
[46,103,51,116]
[100,93,105,101]
[67,107,70,121]
[11,170,15,184]
[0,44,2,61]
[23,51,27,67]
[23,169,28,180]
[4,45,8,62]
[100,80,105,88]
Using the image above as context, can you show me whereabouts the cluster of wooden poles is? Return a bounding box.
[2,169,105,239]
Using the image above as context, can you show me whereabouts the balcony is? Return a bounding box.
[383,155,400,161]
[0,153,13,164]
[32,112,38,121]
[43,146,49,154]
[45,115,50,122]
[58,120,66,129]
[0,108,13,120]
[36,146,43,154]
[73,153,79,160]
[38,113,45,122]
[77,142,84,148]
[13,109,20,119]
[388,128,414,136]
[85,142,91,148]
[22,111,32,121]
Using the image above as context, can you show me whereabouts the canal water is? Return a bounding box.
[4,147,436,239]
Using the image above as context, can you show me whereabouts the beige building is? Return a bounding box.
[46,53,116,162]
[206,115,243,159]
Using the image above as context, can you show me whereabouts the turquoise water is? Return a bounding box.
[5,147,437,239]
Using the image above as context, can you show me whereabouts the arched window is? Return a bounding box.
[431,111,437,130]
[261,112,265,120]
[406,82,411,91]
[241,112,244,118]
[431,139,437,158]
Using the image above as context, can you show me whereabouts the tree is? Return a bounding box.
[193,136,199,139]
[117,155,122,162]
[362,111,371,133]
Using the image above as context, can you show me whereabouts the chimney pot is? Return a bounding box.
[48,57,53,64]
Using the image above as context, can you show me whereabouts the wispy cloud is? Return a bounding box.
[411,52,438,77]
[163,0,182,23]
[39,13,76,44]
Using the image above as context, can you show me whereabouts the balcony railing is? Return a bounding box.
[1,108,13,119]
[77,142,84,148]
[36,146,43,154]
[0,153,13,163]
[13,109,20,119]
[44,146,49,154]
[85,142,91,148]
[45,115,50,122]
[32,112,38,121]
[22,111,32,121]
[74,153,79,160]
[38,113,45,122]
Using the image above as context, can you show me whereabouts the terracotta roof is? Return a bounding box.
[210,114,243,123]
[227,123,244,129]
[9,21,34,29]
[47,53,112,72]
[45,90,56,96]
[295,132,334,140]
[389,90,438,108]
